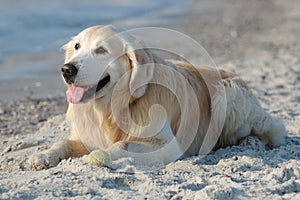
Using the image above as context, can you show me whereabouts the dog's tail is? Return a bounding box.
[252,113,287,147]
[264,117,287,146]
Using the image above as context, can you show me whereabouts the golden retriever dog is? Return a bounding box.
[29,25,286,169]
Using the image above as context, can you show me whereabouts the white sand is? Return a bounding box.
[1,115,299,199]
[1,0,300,199]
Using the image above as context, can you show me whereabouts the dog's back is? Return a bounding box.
[170,60,286,155]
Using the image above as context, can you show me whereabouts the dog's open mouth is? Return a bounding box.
[66,75,110,104]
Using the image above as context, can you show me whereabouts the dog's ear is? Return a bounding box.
[125,42,155,99]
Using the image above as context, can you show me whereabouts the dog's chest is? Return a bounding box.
[69,105,111,151]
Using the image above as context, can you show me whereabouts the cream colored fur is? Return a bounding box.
[29,25,286,169]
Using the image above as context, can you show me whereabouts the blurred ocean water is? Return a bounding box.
[0,0,187,58]
[0,0,189,100]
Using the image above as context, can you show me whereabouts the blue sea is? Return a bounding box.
[0,0,189,85]
[0,0,187,61]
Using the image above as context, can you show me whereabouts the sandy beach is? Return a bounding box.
[1,0,300,199]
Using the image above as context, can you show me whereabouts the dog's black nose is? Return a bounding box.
[61,63,78,84]
[61,63,78,77]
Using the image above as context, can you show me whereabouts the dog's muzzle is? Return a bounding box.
[61,63,78,84]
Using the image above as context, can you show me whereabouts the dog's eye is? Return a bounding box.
[74,43,81,50]
[95,46,107,54]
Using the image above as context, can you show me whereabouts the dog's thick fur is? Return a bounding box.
[29,25,286,169]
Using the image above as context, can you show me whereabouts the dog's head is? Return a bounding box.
[61,25,154,104]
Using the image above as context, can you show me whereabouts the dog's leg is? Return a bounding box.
[107,139,183,165]
[28,139,89,170]
[106,122,184,165]
[236,82,287,146]
[222,77,286,147]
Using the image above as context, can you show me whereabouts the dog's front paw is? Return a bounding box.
[28,151,61,170]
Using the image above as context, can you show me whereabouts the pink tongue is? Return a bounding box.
[66,86,86,104]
